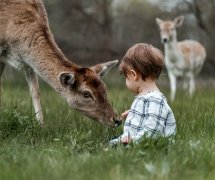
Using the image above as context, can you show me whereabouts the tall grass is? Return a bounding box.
[0,71,215,180]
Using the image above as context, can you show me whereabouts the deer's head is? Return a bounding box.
[59,60,121,127]
[156,16,184,44]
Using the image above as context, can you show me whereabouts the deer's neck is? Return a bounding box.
[26,33,78,94]
[164,38,178,55]
[164,37,183,63]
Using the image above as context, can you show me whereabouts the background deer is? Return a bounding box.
[0,0,120,127]
[156,16,206,101]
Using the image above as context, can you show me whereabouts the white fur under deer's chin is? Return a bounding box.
[76,106,116,127]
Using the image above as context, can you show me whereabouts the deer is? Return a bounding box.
[0,0,121,127]
[156,16,206,101]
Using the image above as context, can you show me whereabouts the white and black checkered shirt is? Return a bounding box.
[110,91,176,144]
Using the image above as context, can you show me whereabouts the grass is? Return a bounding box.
[0,71,215,180]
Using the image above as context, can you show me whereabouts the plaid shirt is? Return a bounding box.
[110,91,176,144]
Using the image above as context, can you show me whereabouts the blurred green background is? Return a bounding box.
[1,1,215,180]
[42,0,215,76]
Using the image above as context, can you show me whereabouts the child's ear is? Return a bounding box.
[130,69,138,81]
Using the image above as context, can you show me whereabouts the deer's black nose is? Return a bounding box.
[114,119,122,127]
[163,38,168,43]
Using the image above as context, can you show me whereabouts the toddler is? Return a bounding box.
[110,43,176,145]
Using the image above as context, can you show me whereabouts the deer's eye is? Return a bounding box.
[82,91,91,98]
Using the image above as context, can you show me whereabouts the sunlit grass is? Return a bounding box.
[0,71,215,180]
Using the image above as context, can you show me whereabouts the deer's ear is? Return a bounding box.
[174,16,184,27]
[59,72,75,87]
[90,60,118,78]
[156,18,163,25]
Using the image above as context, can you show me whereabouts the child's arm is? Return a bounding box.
[130,117,161,142]
[121,135,132,144]
[121,117,160,143]
[121,110,129,120]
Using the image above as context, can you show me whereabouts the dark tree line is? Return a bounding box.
[44,0,215,75]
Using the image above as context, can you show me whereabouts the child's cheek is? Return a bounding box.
[126,80,132,90]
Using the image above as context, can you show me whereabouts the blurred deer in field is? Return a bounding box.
[156,16,206,101]
[0,0,121,127]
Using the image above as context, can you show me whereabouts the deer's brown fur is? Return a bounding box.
[0,0,119,127]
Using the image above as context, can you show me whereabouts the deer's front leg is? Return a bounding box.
[0,62,6,106]
[25,68,44,127]
[188,72,195,96]
[168,72,176,101]
[182,75,189,91]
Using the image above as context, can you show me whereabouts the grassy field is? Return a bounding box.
[0,71,215,180]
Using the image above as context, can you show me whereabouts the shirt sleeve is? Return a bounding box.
[131,115,162,142]
[122,97,146,138]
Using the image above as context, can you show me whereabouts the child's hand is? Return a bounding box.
[121,110,129,120]
[121,136,132,144]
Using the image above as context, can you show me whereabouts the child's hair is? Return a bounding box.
[119,43,164,80]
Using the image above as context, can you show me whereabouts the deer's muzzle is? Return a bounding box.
[114,119,122,127]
